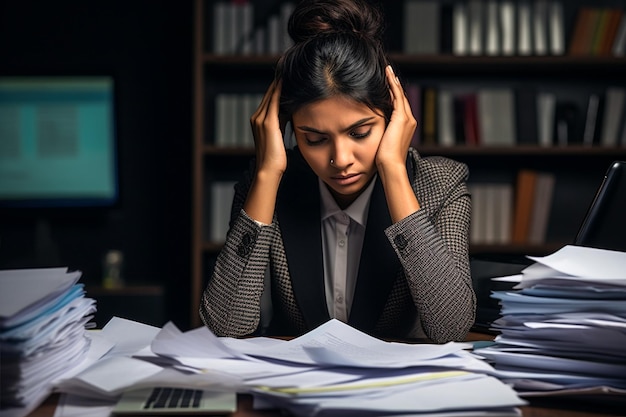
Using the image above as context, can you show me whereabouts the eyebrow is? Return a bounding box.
[296,117,376,134]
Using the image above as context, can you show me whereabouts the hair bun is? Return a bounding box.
[288,0,384,44]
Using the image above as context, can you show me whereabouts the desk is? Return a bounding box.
[25,332,624,417]
[25,392,625,417]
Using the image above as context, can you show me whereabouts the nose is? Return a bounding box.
[331,139,354,169]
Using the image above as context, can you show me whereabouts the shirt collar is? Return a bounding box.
[319,175,377,227]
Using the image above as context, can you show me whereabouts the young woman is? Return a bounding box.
[200,0,475,343]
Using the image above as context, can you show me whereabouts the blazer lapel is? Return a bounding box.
[277,149,330,329]
[348,176,399,332]
[349,154,416,332]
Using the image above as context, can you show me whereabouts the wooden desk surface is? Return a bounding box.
[25,332,625,417]
[26,393,625,417]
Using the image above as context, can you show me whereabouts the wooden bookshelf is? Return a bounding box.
[191,0,626,327]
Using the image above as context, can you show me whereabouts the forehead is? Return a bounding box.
[293,96,382,125]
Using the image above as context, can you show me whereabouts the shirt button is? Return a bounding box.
[338,239,346,247]
[336,295,343,304]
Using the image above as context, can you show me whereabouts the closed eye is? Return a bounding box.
[349,129,371,139]
[304,136,328,146]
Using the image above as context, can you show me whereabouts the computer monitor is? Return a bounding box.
[0,76,119,208]
[575,160,626,252]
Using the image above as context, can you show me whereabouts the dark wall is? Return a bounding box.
[0,1,193,329]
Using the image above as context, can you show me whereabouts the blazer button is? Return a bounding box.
[394,234,408,250]
[237,232,254,257]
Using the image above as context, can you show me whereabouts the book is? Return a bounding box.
[239,2,254,54]
[422,87,438,146]
[267,14,281,54]
[452,2,469,55]
[463,94,480,146]
[212,2,228,54]
[210,181,237,242]
[512,169,538,244]
[548,1,565,55]
[600,9,624,56]
[500,1,516,56]
[582,93,606,146]
[591,8,612,55]
[600,87,626,147]
[404,1,440,54]
[477,89,516,146]
[568,7,598,55]
[468,0,484,55]
[569,7,594,54]
[517,0,533,55]
[532,0,549,55]
[527,172,556,244]
[536,92,556,147]
[611,12,626,56]
[485,0,500,55]
[437,90,455,147]
[497,184,514,244]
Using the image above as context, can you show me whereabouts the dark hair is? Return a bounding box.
[277,0,392,121]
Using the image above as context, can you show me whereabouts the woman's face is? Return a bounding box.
[292,95,386,208]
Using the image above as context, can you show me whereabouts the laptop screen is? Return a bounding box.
[575,161,626,252]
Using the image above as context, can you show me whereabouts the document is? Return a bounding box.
[475,245,626,398]
[0,267,97,417]
[53,316,525,416]
[228,318,471,367]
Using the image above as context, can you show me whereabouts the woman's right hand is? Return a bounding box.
[250,79,287,177]
[243,79,286,225]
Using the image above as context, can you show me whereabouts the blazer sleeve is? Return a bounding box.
[384,152,475,342]
[199,161,275,337]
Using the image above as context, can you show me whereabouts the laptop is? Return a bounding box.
[574,160,626,252]
[472,160,626,332]
[112,386,237,415]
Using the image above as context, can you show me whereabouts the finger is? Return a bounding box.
[266,80,282,120]
[252,79,277,120]
[386,66,408,113]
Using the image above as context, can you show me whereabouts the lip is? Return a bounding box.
[330,173,362,186]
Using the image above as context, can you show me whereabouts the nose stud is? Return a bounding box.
[330,159,335,165]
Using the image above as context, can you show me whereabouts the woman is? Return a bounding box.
[200,0,475,343]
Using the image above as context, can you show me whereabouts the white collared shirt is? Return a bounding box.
[319,176,376,322]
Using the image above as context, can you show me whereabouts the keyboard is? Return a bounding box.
[144,387,203,410]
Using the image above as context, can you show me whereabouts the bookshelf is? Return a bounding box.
[191,0,626,327]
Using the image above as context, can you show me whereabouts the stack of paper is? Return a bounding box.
[0,267,96,416]
[54,317,526,416]
[475,245,626,399]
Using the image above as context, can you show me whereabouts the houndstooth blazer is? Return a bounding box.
[200,147,476,343]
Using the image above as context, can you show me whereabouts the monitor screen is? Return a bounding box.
[0,76,118,208]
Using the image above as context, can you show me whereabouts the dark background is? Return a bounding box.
[0,1,194,329]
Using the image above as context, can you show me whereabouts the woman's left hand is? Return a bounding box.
[376,65,421,222]
[376,65,417,169]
